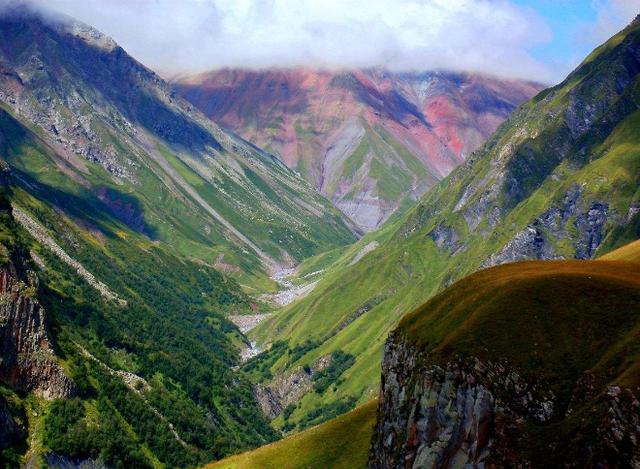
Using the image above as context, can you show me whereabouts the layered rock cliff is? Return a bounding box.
[369,334,554,468]
[370,337,640,468]
[368,258,640,468]
[0,250,74,399]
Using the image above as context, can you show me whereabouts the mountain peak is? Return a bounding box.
[0,2,116,51]
[176,68,542,231]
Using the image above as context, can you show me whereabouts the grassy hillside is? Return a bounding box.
[249,16,640,429]
[600,238,640,261]
[205,400,377,469]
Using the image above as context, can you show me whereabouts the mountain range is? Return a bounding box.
[176,69,541,231]
[0,4,638,469]
[0,8,358,286]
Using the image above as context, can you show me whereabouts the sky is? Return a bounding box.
[19,0,640,84]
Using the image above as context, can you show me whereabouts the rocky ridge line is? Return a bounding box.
[12,206,124,304]
[0,255,75,399]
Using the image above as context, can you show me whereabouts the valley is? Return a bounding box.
[0,3,638,469]
[240,15,640,442]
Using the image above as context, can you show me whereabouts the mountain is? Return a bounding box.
[0,7,357,287]
[247,16,640,432]
[0,6,358,467]
[370,256,640,467]
[176,69,542,231]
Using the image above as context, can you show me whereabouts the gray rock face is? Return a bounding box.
[482,225,551,267]
[0,259,75,399]
[483,185,610,267]
[429,224,462,254]
[368,332,556,469]
[255,355,332,419]
[575,202,609,259]
[369,331,640,468]
[45,453,109,469]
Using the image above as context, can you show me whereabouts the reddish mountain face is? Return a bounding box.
[176,69,542,231]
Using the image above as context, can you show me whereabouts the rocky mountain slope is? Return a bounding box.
[370,256,640,467]
[0,6,356,287]
[176,69,541,231]
[0,195,75,456]
[249,15,640,431]
[0,6,364,467]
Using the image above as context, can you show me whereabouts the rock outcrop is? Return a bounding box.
[45,453,109,469]
[369,332,551,468]
[0,255,75,399]
[482,185,612,267]
[369,330,640,468]
[255,355,332,419]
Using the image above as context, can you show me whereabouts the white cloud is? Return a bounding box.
[19,0,555,81]
[585,0,640,43]
[13,0,639,82]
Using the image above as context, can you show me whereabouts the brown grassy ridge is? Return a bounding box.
[600,238,640,262]
[205,400,377,469]
[394,253,640,464]
[398,258,640,399]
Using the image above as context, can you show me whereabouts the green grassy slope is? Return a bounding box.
[249,17,640,428]
[205,400,377,469]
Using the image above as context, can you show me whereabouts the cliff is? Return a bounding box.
[0,252,75,399]
[369,259,640,468]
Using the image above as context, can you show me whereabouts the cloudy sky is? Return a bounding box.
[23,0,640,83]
